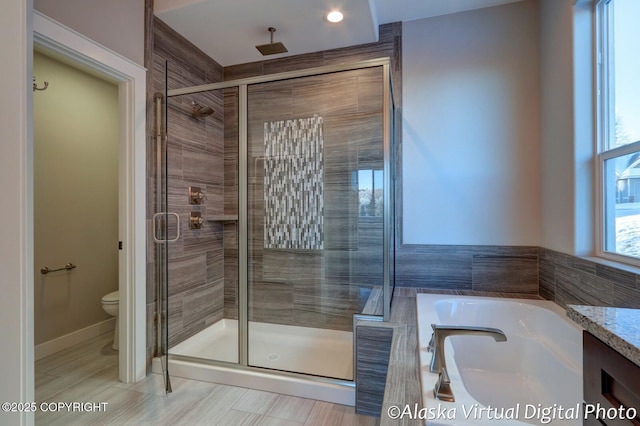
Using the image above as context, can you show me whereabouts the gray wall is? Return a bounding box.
[34,0,145,66]
[395,1,542,294]
[401,0,540,246]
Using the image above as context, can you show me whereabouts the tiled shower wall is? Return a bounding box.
[223,23,402,331]
[243,68,383,331]
[146,17,226,354]
[144,17,402,364]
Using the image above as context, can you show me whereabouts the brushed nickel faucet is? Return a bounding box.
[428,324,507,374]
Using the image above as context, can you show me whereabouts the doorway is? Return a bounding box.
[33,49,120,359]
[33,11,147,383]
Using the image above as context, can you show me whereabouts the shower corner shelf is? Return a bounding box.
[207,215,238,222]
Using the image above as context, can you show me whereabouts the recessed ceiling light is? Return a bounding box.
[325,10,344,23]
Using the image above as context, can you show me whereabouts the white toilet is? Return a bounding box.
[101,290,119,350]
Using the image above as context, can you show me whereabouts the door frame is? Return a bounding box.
[33,11,147,383]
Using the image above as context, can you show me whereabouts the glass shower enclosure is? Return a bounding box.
[154,58,395,394]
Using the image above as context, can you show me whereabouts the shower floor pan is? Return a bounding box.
[155,319,355,405]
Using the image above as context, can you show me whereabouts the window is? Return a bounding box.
[358,169,383,217]
[597,0,640,261]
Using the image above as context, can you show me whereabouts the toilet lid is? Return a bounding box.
[102,290,119,304]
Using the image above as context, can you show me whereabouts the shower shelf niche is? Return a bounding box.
[207,215,238,222]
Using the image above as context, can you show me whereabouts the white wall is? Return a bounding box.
[539,0,574,253]
[0,0,34,424]
[402,0,541,246]
[33,52,119,346]
[539,0,594,255]
[33,0,145,66]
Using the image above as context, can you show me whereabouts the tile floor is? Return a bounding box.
[35,332,378,425]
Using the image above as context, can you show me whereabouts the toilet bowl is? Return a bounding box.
[101,290,119,350]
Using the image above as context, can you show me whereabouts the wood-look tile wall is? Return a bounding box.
[147,17,226,351]
[355,324,393,416]
[244,68,383,331]
[539,248,640,309]
[395,244,539,294]
[144,17,402,364]
[223,23,402,331]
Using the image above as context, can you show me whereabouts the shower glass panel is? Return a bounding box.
[163,85,240,365]
[246,67,386,380]
[159,59,393,394]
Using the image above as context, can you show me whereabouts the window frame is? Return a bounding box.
[595,0,640,265]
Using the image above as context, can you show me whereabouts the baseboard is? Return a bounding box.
[35,317,116,361]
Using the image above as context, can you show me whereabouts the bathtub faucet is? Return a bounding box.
[428,324,507,373]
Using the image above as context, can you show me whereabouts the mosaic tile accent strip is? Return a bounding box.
[264,115,324,249]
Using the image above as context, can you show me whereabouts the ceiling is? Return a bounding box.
[155,0,524,67]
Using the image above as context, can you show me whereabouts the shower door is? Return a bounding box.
[153,75,173,393]
[162,71,241,366]
[245,67,387,380]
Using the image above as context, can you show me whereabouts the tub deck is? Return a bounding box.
[415,293,582,425]
[378,289,544,426]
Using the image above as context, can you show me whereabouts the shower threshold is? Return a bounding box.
[152,319,355,405]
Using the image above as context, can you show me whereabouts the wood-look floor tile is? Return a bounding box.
[231,388,280,415]
[36,319,376,425]
[35,333,113,374]
[303,401,347,425]
[36,354,117,401]
[341,407,380,426]
[209,408,263,426]
[255,415,304,426]
[264,394,316,422]
[177,383,246,422]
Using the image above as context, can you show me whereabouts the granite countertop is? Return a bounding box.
[567,305,640,368]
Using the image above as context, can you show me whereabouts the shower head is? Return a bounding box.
[191,101,214,118]
[256,27,288,56]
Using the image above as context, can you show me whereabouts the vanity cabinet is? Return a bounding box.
[583,331,640,426]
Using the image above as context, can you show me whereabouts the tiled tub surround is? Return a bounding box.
[539,247,640,309]
[395,245,539,293]
[374,289,542,425]
[393,245,640,310]
[373,248,640,422]
[567,305,640,367]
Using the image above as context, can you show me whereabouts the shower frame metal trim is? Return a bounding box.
[382,61,392,321]
[167,57,392,97]
[164,57,394,386]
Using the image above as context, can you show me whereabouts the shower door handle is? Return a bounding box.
[152,212,181,243]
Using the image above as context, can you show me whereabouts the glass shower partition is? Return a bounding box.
[246,67,387,380]
[158,58,394,390]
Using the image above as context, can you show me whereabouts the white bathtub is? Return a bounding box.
[416,294,583,425]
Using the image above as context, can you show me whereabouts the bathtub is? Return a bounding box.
[416,294,583,425]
